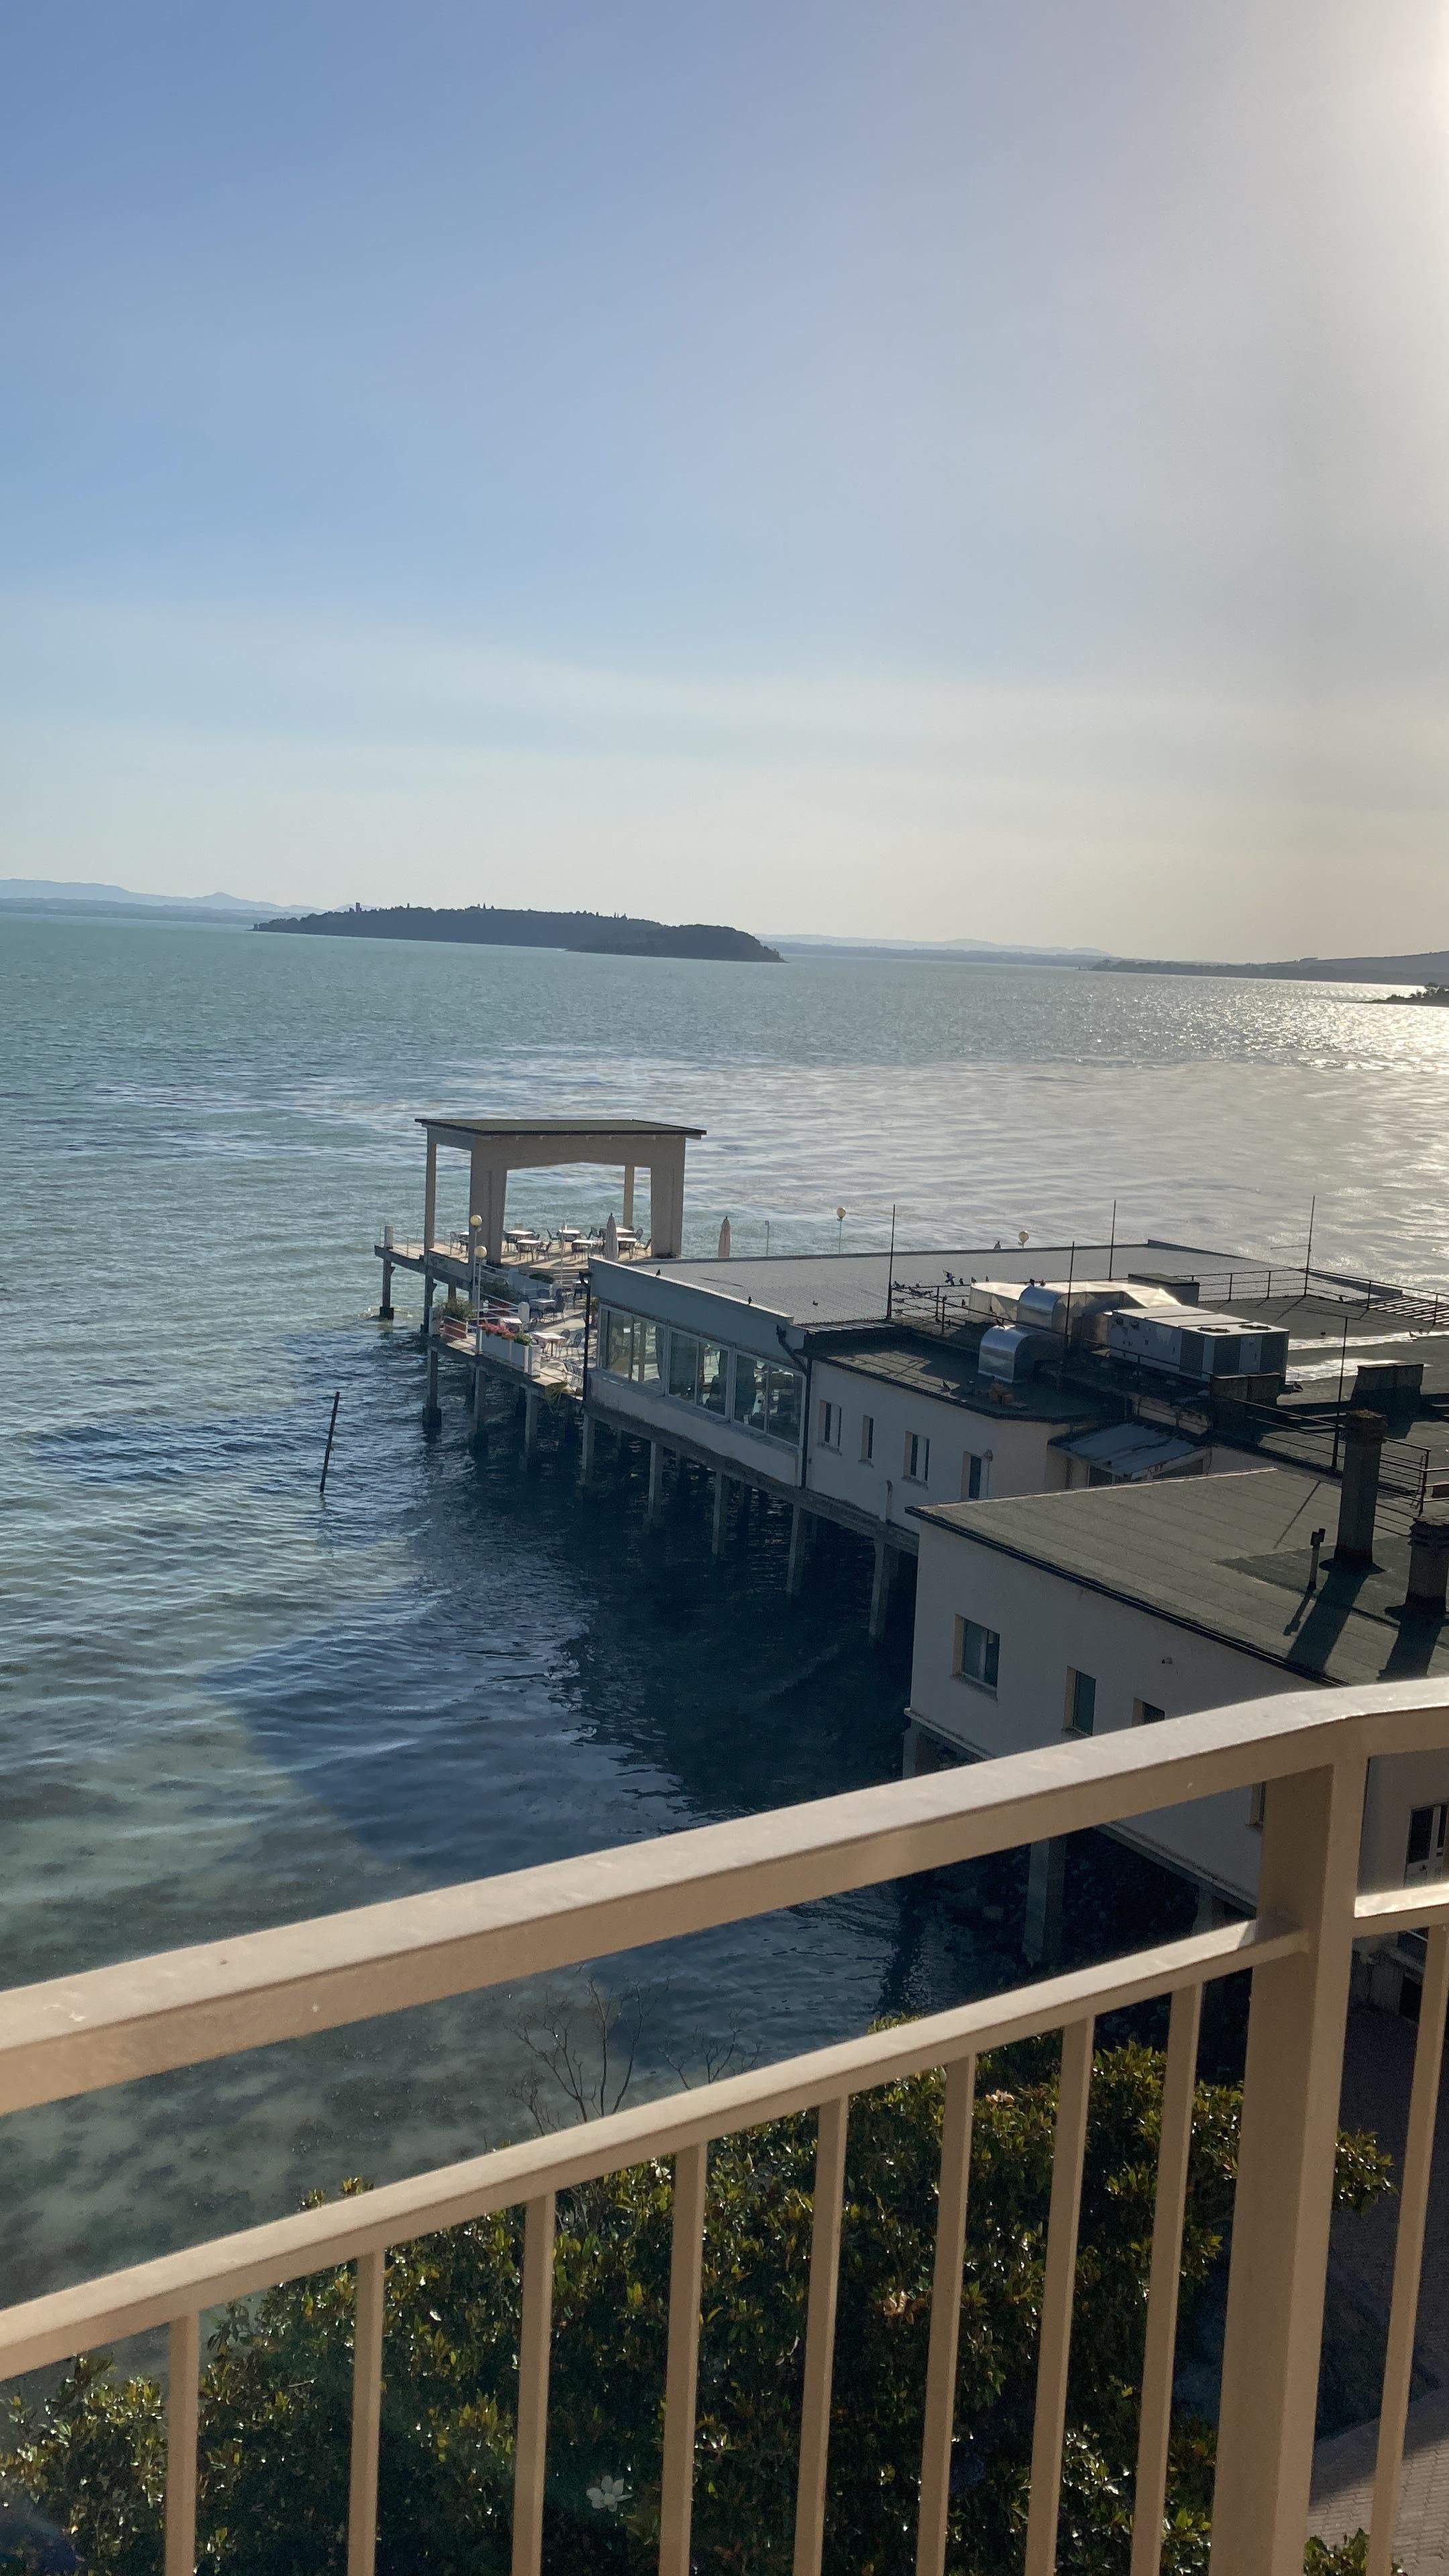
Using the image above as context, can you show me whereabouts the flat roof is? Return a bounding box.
[655,1238,1239,1330]
[916,1470,1449,1686]
[816,1327,1111,1425]
[419,1116,706,1140]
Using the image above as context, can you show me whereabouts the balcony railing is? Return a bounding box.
[2,1679,1448,2575]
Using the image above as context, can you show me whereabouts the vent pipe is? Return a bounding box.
[1405,1513,1449,1619]
[1334,1410,1387,1564]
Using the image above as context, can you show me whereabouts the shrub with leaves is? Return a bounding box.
[1,2039,1392,2575]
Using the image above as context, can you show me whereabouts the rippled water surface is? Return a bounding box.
[5,914,1449,2301]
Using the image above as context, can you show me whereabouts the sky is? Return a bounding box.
[3,1,1448,954]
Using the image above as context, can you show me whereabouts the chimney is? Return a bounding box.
[1405,1512,1449,1618]
[1334,1410,1387,1564]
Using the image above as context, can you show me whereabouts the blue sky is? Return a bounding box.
[3,1,1446,949]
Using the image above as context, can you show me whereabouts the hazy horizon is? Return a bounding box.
[5,1,1447,951]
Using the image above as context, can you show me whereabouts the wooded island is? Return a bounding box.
[256,904,780,962]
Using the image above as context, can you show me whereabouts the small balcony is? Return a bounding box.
[1,1681,1446,2573]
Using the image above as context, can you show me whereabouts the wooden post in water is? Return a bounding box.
[319,1391,340,1497]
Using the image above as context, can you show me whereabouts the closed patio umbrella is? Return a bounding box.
[718,1216,731,1258]
[604,1213,619,1260]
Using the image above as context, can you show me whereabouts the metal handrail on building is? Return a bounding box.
[2,1680,1448,2576]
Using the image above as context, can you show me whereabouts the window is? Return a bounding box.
[600,1314,657,1382]
[818,1399,841,1448]
[766,1367,802,1444]
[963,1452,983,1501]
[860,1414,875,1462]
[733,1354,766,1428]
[904,1430,930,1483]
[953,1616,1000,1691]
[1248,1782,1267,1831]
[667,1331,700,1402]
[1067,1668,1097,1735]
[699,1342,727,1413]
[1406,1804,1448,1884]
[1133,1699,1165,1725]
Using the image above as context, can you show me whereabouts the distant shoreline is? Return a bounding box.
[1091,947,1449,985]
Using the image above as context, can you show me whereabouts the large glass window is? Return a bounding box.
[668,1332,700,1401]
[700,1342,727,1413]
[767,1366,802,1443]
[600,1311,658,1382]
[733,1353,765,1428]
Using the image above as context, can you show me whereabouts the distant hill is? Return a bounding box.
[1092,949,1449,985]
[0,879,291,920]
[258,904,781,963]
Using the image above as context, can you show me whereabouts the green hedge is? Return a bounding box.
[1,2039,1394,2574]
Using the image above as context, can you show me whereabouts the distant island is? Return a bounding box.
[1375,985,1449,1007]
[1091,946,1449,985]
[256,903,781,963]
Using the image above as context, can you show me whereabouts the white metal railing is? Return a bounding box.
[3,1680,1449,2576]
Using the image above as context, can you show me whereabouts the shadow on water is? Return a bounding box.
[5,1330,1228,2300]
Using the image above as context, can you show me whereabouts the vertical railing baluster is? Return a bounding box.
[164,2311,201,2576]
[1024,2017,1095,2576]
[793,2095,850,2576]
[348,2249,386,2576]
[513,2194,556,2576]
[659,2141,708,2576]
[916,2055,977,2576]
[1367,1924,1449,2576]
[1210,1754,1364,2576]
[1130,1984,1202,2576]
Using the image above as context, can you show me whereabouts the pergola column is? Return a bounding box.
[470,1146,509,1267]
[423,1133,439,1252]
[649,1144,686,1259]
[622,1165,636,1230]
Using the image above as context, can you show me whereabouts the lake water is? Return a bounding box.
[5,912,1449,2308]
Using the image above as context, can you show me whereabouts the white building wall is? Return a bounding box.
[909,1520,1449,1911]
[806,1360,1073,1536]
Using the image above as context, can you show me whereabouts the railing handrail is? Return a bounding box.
[0,1915,1305,2383]
[5,1678,1447,2121]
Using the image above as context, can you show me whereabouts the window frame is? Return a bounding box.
[860,1413,875,1463]
[903,1430,931,1485]
[953,1614,1000,1694]
[1065,1667,1097,1736]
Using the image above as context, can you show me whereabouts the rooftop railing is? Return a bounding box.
[3,1680,1448,2575]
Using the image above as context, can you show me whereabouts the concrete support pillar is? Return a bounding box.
[423,1132,438,1252]
[421,1259,436,1338]
[623,1164,636,1230]
[1024,1838,1065,1966]
[523,1383,540,1462]
[471,1356,487,1447]
[578,1411,596,1487]
[868,1536,896,1642]
[380,1256,394,1322]
[423,1345,441,1430]
[786,1503,810,1596]
[711,1471,729,1556]
[646,1440,665,1525]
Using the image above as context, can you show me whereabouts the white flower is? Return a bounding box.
[587,2474,629,2513]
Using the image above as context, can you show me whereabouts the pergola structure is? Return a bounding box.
[418,1116,706,1264]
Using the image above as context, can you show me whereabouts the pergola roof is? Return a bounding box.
[417,1116,706,1141]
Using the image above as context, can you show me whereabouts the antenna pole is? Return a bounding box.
[1303,1195,1316,1296]
[1108,1199,1117,1279]
[886,1202,897,1321]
